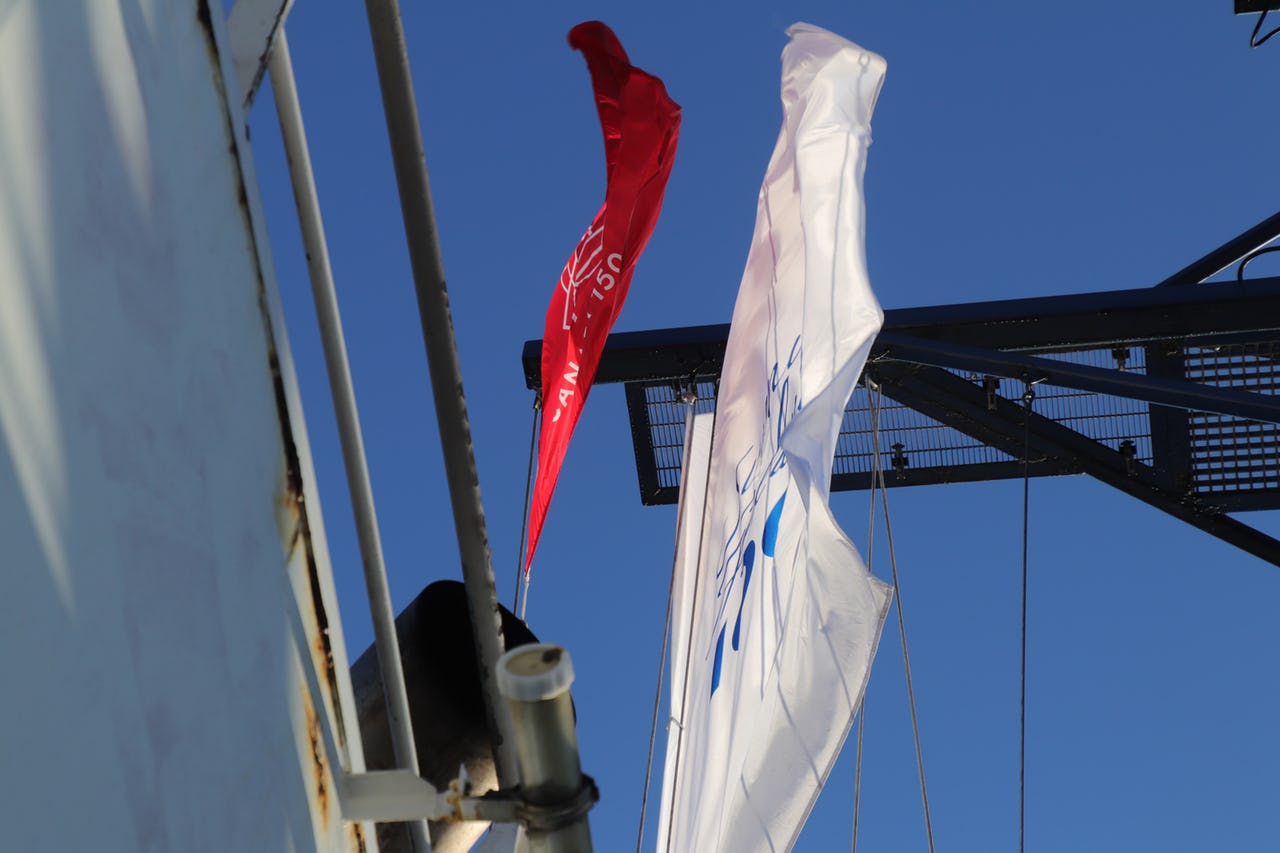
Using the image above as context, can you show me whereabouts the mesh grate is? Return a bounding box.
[631,340,1280,506]
[641,346,1159,495]
[1186,341,1280,493]
[837,386,1013,476]
[645,381,717,490]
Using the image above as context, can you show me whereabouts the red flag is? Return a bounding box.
[525,21,681,572]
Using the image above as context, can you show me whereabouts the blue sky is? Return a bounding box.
[247,3,1280,850]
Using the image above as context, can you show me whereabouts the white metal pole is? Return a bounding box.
[498,645,595,852]
[269,30,433,852]
[361,0,520,788]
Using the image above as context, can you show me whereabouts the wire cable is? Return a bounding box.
[513,394,540,615]
[1019,383,1035,853]
[870,385,937,853]
[852,702,868,852]
[851,379,886,852]
[1251,10,1280,47]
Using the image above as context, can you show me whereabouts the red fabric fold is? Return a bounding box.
[525,21,681,573]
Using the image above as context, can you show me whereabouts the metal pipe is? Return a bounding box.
[362,0,518,786]
[497,645,595,853]
[268,31,433,851]
[1156,210,1280,287]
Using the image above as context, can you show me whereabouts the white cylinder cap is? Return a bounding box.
[497,643,576,703]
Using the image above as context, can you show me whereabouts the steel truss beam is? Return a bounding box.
[867,361,1280,568]
[521,277,1280,512]
[875,332,1280,425]
[519,212,1280,568]
[1155,210,1280,287]
[522,276,1280,389]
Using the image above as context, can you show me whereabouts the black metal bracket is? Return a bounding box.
[475,774,600,834]
[1236,1,1280,16]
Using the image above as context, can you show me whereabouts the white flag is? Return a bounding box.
[656,24,892,853]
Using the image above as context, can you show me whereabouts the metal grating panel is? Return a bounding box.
[1187,341,1280,494]
[635,345,1165,505]
[1033,348,1155,461]
[837,385,1013,476]
[523,273,1280,512]
[646,381,717,491]
[627,339,1280,507]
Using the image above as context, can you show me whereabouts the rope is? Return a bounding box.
[852,700,867,851]
[851,379,885,853]
[513,394,540,616]
[1019,383,1035,853]
[1251,9,1280,47]
[635,387,698,853]
[869,381,937,853]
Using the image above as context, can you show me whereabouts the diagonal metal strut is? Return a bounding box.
[876,333,1280,426]
[868,361,1280,568]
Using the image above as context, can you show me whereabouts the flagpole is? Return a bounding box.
[637,384,696,853]
[363,0,519,790]
[657,389,719,853]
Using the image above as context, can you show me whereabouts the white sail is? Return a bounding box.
[656,23,893,853]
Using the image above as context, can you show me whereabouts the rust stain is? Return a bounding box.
[276,456,304,557]
[263,352,349,757]
[289,527,345,755]
[201,0,353,795]
[302,684,331,826]
[347,821,368,853]
[314,624,330,681]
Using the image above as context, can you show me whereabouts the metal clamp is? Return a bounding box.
[474,775,600,834]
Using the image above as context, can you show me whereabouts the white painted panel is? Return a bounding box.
[227,0,294,107]
[0,2,365,850]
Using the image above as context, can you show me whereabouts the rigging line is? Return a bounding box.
[852,379,885,853]
[1236,245,1280,280]
[1252,9,1280,47]
[513,393,540,615]
[519,566,532,622]
[661,381,721,853]
[852,700,867,852]
[875,430,937,853]
[1019,383,1034,853]
[865,381,882,600]
[636,386,698,853]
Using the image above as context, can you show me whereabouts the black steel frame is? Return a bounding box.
[521,210,1280,568]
